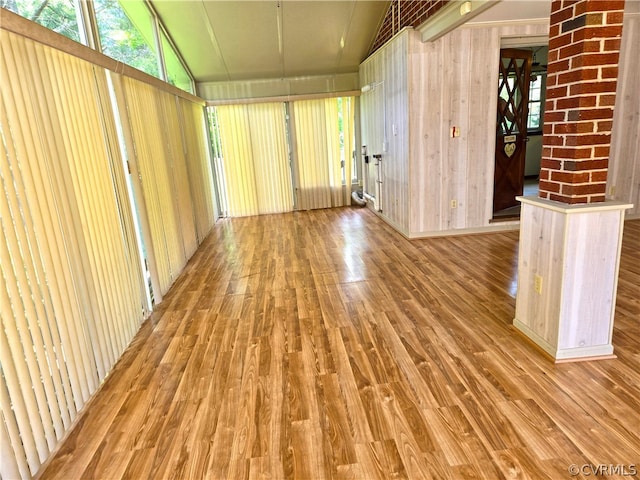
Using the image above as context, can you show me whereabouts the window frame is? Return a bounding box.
[1,0,195,93]
[527,72,546,134]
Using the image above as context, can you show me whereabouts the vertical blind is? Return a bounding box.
[214,97,354,216]
[216,103,293,217]
[292,97,354,210]
[1,26,216,479]
[159,92,199,260]
[120,76,192,295]
[0,30,147,479]
[178,98,217,243]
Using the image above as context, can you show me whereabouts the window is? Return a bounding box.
[3,0,195,93]
[93,0,160,78]
[161,30,193,94]
[209,97,355,216]
[213,103,293,217]
[527,74,545,131]
[337,97,356,184]
[498,72,545,133]
[1,0,81,42]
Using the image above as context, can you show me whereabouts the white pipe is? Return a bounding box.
[351,191,366,206]
[375,162,381,212]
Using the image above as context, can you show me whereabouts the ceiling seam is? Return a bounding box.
[276,0,285,78]
[335,0,358,71]
[200,0,231,81]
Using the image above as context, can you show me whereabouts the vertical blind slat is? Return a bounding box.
[0,389,26,480]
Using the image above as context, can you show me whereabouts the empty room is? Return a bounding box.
[1,0,638,479]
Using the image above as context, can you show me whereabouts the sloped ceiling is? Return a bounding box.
[151,0,390,83]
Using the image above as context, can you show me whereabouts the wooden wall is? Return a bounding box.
[409,26,496,234]
[360,12,639,235]
[608,6,640,218]
[514,198,628,360]
[360,30,411,234]
[359,22,550,236]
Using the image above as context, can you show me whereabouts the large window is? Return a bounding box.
[210,97,355,216]
[1,0,81,42]
[161,29,192,93]
[1,0,193,93]
[93,0,159,78]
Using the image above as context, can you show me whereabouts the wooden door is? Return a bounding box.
[493,48,532,214]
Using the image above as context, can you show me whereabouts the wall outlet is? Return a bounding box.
[609,185,616,196]
[534,274,543,294]
[450,199,457,209]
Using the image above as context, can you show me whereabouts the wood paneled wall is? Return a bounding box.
[409,22,554,235]
[360,14,638,235]
[514,198,630,360]
[360,30,411,233]
[408,26,499,234]
[608,8,640,218]
[360,23,549,236]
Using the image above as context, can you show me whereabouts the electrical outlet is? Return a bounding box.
[450,199,457,209]
[609,185,616,196]
[534,274,543,294]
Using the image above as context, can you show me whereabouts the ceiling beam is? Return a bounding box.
[418,0,500,42]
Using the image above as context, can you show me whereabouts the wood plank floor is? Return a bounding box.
[39,209,640,480]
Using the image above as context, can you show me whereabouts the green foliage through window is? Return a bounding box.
[1,0,81,42]
[161,29,192,93]
[2,0,194,92]
[94,0,159,78]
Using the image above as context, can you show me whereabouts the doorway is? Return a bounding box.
[492,46,548,219]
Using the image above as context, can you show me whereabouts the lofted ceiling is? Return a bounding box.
[151,0,390,83]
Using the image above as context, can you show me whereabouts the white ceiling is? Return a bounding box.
[152,1,390,83]
[151,0,640,85]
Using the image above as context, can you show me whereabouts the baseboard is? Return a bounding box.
[513,319,616,363]
[408,222,520,239]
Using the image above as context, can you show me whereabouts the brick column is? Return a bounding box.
[514,0,632,362]
[539,0,625,204]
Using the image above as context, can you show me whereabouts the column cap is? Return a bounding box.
[517,195,633,214]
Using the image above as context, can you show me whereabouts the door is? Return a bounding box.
[493,48,532,214]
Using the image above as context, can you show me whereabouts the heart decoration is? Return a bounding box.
[504,142,516,158]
